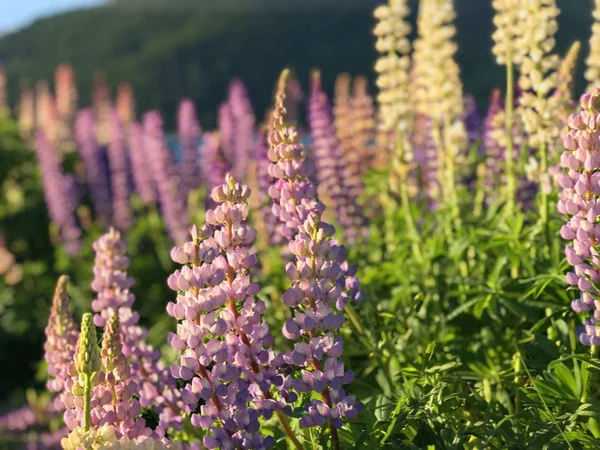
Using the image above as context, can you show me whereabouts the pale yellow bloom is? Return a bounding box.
[586,0,600,91]
[62,425,182,450]
[491,0,525,65]
[373,0,412,132]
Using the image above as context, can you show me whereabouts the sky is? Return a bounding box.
[0,0,103,34]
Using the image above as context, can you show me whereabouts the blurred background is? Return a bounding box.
[0,0,593,423]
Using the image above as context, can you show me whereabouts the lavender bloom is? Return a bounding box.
[177,99,202,202]
[269,70,361,438]
[463,94,482,146]
[483,90,504,194]
[201,131,231,195]
[144,111,188,244]
[127,121,156,205]
[282,211,362,431]
[412,114,439,209]
[167,176,287,449]
[218,102,235,163]
[228,79,256,180]
[90,229,183,435]
[74,109,111,225]
[0,406,39,432]
[44,276,79,407]
[34,130,81,254]
[308,72,357,242]
[107,112,132,231]
[255,128,282,246]
[27,428,68,450]
[558,89,600,346]
[97,313,152,439]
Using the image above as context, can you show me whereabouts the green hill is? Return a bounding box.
[0,0,593,128]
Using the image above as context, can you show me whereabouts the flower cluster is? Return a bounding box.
[587,0,600,92]
[108,112,132,231]
[373,0,412,133]
[44,275,79,403]
[558,89,600,346]
[34,130,81,254]
[177,99,201,204]
[167,175,284,449]
[144,111,188,244]
[74,109,112,225]
[128,121,156,205]
[62,424,179,450]
[90,228,183,434]
[491,0,525,66]
[228,78,256,180]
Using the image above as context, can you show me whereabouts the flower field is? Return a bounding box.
[2,0,600,448]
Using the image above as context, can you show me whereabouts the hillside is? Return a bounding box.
[0,0,593,128]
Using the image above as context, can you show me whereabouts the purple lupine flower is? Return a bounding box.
[308,71,362,243]
[167,176,289,449]
[0,406,40,432]
[177,99,202,202]
[255,127,282,246]
[268,70,361,438]
[463,94,482,146]
[412,114,439,209]
[107,112,132,231]
[218,102,235,164]
[127,121,156,205]
[483,89,504,194]
[97,313,152,439]
[201,131,231,196]
[558,89,600,346]
[228,79,256,180]
[34,130,81,254]
[144,111,188,244]
[44,276,79,408]
[74,109,111,225]
[90,229,184,435]
[280,210,362,432]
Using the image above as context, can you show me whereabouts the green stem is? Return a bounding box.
[83,373,92,432]
[505,59,516,216]
[581,346,598,403]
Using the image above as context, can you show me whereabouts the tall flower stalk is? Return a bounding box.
[587,0,600,92]
[517,0,560,229]
[558,89,600,346]
[492,0,525,214]
[268,69,361,450]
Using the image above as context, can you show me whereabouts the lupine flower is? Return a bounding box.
[228,79,256,180]
[491,0,525,67]
[309,71,362,243]
[107,112,133,230]
[517,0,561,150]
[351,75,377,173]
[36,81,52,139]
[28,428,68,450]
[93,73,112,146]
[63,313,102,431]
[412,0,467,214]
[0,64,7,114]
[128,121,156,205]
[90,228,183,435]
[254,127,282,246]
[558,89,600,346]
[463,94,482,147]
[116,83,136,126]
[177,99,202,202]
[269,69,361,444]
[44,276,79,403]
[144,111,188,244]
[554,41,582,131]
[167,176,284,450]
[373,0,412,133]
[218,102,235,163]
[97,313,152,439]
[75,109,112,225]
[201,131,231,196]
[587,0,600,92]
[18,85,35,140]
[483,90,505,195]
[55,63,77,121]
[62,424,180,450]
[413,113,439,209]
[34,130,81,254]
